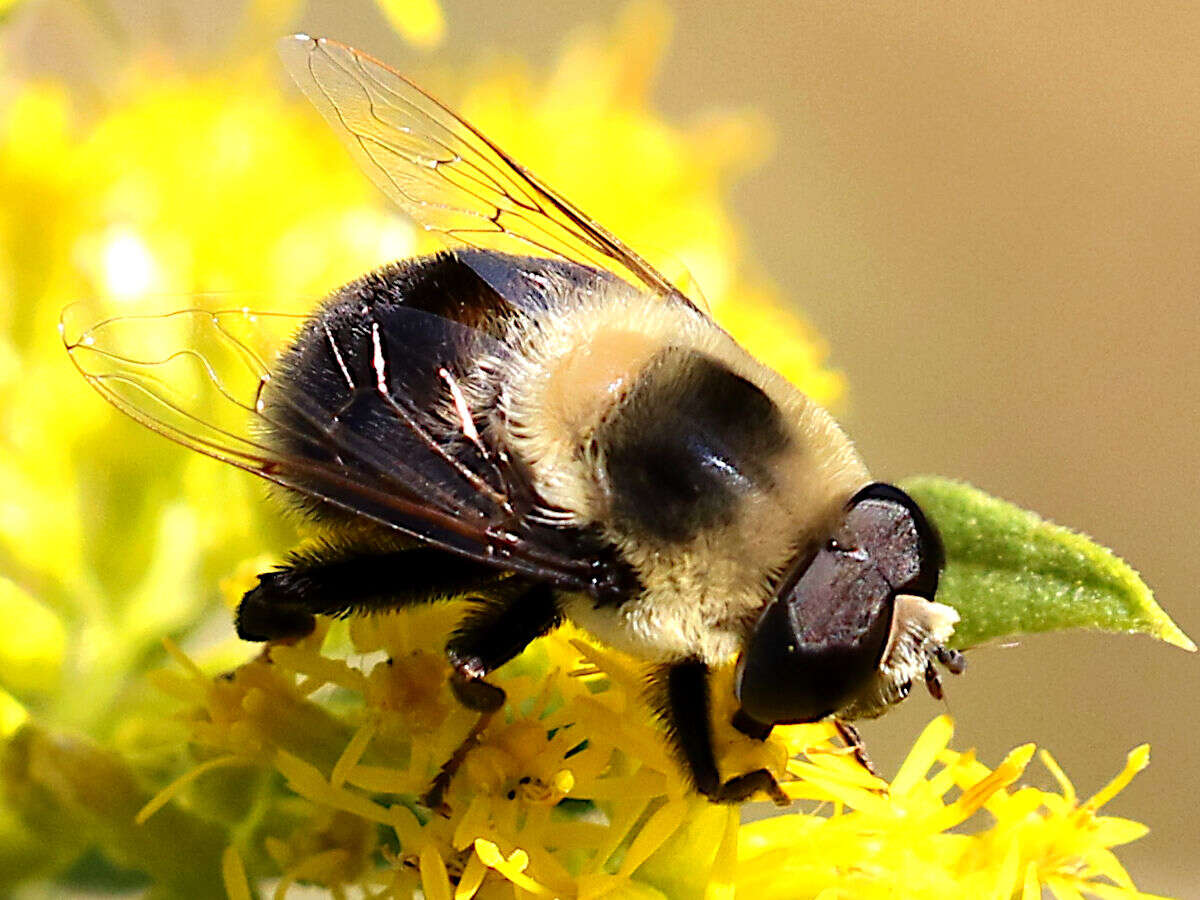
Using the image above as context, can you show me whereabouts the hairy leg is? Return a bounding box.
[651,660,790,806]
[236,539,564,812]
[425,582,562,812]
[235,539,506,641]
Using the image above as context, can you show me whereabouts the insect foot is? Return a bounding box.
[709,768,791,806]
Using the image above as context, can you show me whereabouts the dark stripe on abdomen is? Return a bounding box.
[598,349,789,543]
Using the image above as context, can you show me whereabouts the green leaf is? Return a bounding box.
[900,476,1195,652]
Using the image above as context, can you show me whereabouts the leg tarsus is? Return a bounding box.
[424,583,561,810]
[834,719,879,778]
[924,660,945,700]
[422,707,498,816]
[925,644,965,700]
[449,663,507,712]
[935,644,967,675]
[715,768,791,806]
[656,662,789,805]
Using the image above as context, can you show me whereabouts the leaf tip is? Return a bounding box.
[898,475,1194,651]
[1155,620,1196,653]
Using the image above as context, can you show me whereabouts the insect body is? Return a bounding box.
[66,35,964,805]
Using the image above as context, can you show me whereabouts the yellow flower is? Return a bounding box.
[136,622,1157,900]
[737,716,1160,900]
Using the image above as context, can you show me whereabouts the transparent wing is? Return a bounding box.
[61,302,599,590]
[278,34,701,311]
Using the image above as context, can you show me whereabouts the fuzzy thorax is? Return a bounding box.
[494,278,869,664]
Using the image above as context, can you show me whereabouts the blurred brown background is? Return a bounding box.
[12,0,1199,893]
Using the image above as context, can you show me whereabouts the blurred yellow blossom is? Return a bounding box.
[0,1,1166,897]
[376,0,446,49]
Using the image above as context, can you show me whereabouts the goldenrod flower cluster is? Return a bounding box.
[151,611,1156,900]
[0,1,1166,897]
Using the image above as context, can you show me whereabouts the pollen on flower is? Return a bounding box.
[131,619,1162,900]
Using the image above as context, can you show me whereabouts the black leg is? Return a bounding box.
[424,583,562,813]
[235,539,506,641]
[444,582,562,711]
[237,539,565,814]
[651,661,790,806]
[833,719,879,777]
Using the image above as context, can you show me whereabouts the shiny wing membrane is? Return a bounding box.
[277,34,700,311]
[61,301,601,592]
[62,36,686,598]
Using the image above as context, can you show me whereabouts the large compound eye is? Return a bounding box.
[734,483,944,727]
[845,482,943,600]
[734,541,894,726]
